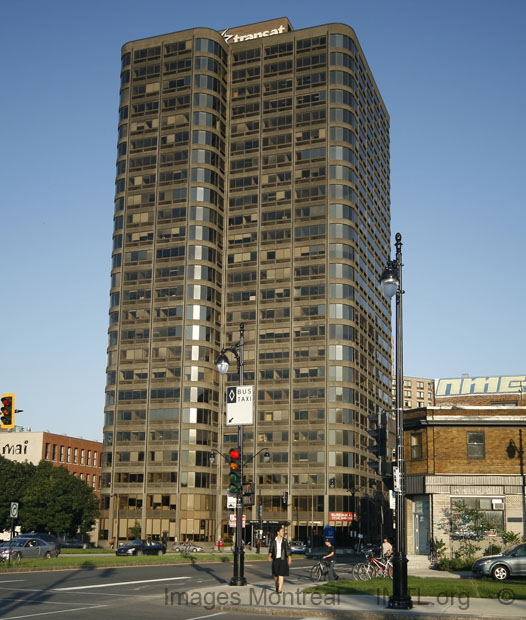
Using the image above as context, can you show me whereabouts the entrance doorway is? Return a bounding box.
[413,495,430,555]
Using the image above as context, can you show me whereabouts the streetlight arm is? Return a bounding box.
[208,448,228,465]
[244,448,271,465]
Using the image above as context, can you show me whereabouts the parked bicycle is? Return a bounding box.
[352,551,393,580]
[172,542,191,556]
[428,539,438,565]
[0,548,21,566]
[310,559,330,582]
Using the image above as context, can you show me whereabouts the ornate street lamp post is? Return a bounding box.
[380,233,412,610]
[216,323,247,586]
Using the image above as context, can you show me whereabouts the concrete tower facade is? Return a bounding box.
[101,18,391,545]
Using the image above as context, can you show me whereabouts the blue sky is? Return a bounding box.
[1,0,525,440]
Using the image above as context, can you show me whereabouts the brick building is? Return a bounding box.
[0,431,102,495]
[404,405,526,556]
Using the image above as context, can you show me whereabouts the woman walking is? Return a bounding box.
[268,525,291,593]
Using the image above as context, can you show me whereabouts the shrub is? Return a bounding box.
[437,556,473,571]
[501,530,521,546]
[485,543,502,556]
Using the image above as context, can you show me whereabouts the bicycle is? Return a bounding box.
[310,559,329,582]
[172,542,191,556]
[428,540,438,566]
[353,551,392,580]
[0,550,21,566]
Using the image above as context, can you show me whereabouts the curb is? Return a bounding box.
[176,601,526,620]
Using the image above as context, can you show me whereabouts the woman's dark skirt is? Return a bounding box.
[271,558,289,577]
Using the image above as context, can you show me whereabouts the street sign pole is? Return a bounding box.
[9,502,18,568]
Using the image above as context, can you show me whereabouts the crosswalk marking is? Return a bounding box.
[54,576,191,590]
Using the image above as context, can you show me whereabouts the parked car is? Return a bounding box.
[472,543,526,580]
[115,539,166,556]
[290,541,307,554]
[0,537,59,561]
[60,539,95,549]
[173,543,204,552]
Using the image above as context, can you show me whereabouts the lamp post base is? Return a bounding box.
[230,546,247,586]
[388,553,412,609]
[388,595,413,610]
[229,576,248,586]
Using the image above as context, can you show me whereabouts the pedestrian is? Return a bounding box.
[382,537,393,559]
[268,525,291,593]
[109,537,115,550]
[322,539,338,581]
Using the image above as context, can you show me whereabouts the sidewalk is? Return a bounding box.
[178,567,526,619]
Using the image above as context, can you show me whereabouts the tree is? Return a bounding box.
[0,456,33,531]
[0,457,99,537]
[20,461,99,536]
[129,520,141,539]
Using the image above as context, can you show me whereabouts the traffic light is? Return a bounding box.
[367,411,387,461]
[282,491,288,507]
[382,459,394,491]
[243,481,255,506]
[367,410,394,489]
[228,447,242,494]
[329,478,336,489]
[1,394,15,429]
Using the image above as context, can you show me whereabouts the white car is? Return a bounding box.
[173,544,204,553]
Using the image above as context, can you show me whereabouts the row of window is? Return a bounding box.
[44,443,98,467]
[410,431,486,460]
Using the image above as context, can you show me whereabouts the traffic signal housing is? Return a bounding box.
[1,394,15,429]
[228,447,242,495]
[282,491,288,507]
[367,411,387,462]
[367,410,394,489]
[243,481,255,506]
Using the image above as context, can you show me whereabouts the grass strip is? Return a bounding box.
[0,552,265,572]
[305,575,526,599]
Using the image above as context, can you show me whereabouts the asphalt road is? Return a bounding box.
[0,556,329,620]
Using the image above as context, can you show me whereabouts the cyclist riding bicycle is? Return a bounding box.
[322,539,339,581]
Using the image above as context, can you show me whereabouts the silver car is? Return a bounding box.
[472,543,526,580]
[0,538,59,561]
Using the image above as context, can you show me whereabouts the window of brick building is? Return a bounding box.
[467,431,485,459]
[410,433,422,460]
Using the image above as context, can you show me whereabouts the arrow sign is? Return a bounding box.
[225,386,254,426]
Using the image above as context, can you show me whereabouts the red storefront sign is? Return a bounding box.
[329,512,355,522]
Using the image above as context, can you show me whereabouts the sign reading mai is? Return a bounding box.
[222,24,287,44]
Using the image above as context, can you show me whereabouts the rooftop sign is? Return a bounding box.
[435,375,526,397]
[220,18,292,45]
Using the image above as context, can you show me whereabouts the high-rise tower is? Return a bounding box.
[101,18,392,546]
